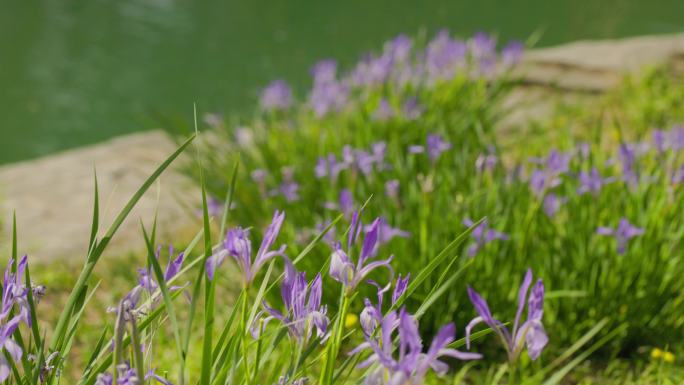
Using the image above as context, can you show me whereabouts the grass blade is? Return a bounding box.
[50,133,196,358]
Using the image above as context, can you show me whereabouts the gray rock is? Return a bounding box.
[0,130,200,262]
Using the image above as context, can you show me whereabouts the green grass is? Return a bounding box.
[4,33,684,385]
[190,40,684,379]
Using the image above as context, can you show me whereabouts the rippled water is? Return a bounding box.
[1,0,682,164]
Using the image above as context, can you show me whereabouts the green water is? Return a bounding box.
[1,1,682,164]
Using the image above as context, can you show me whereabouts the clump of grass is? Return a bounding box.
[193,30,684,362]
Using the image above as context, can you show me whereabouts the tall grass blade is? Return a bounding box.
[50,133,196,357]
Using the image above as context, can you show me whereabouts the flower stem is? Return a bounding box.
[508,363,519,385]
[319,292,350,385]
[129,316,145,382]
[241,288,252,384]
[289,338,304,384]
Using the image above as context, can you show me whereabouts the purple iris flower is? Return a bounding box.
[254,262,328,343]
[469,32,497,74]
[528,165,564,197]
[365,217,410,245]
[137,246,185,293]
[672,165,684,185]
[618,144,638,186]
[98,364,172,385]
[259,80,293,111]
[311,59,337,83]
[339,189,355,216]
[501,40,524,67]
[577,168,614,196]
[371,142,388,170]
[360,274,410,337]
[206,211,287,286]
[270,167,300,202]
[463,218,509,257]
[319,144,386,178]
[402,98,423,120]
[597,218,644,254]
[391,274,410,306]
[411,134,452,163]
[466,269,548,362]
[476,153,498,173]
[349,51,394,88]
[425,30,467,83]
[528,150,571,194]
[312,81,348,115]
[94,372,113,385]
[277,181,300,202]
[385,34,412,64]
[315,154,347,182]
[356,150,377,175]
[351,307,480,384]
[329,214,394,294]
[372,99,394,121]
[314,220,338,246]
[1,255,31,327]
[543,193,566,218]
[576,142,591,159]
[426,134,452,162]
[669,126,684,151]
[145,369,174,385]
[309,59,349,117]
[528,170,548,197]
[653,126,684,152]
[0,316,23,382]
[653,130,667,153]
[531,150,571,175]
[385,179,400,200]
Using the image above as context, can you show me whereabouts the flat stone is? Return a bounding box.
[0,130,200,263]
[518,33,684,92]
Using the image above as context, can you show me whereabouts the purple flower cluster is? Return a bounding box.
[258,30,523,119]
[351,307,480,384]
[108,246,186,320]
[469,32,497,75]
[95,364,173,385]
[463,218,509,257]
[577,168,614,196]
[253,261,329,343]
[309,60,350,117]
[260,80,293,112]
[652,125,684,153]
[425,30,468,83]
[315,142,388,182]
[270,167,300,202]
[528,150,571,197]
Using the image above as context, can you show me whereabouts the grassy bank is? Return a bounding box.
[2,31,683,385]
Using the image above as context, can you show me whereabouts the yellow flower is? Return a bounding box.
[651,348,663,359]
[345,313,359,329]
[663,351,675,363]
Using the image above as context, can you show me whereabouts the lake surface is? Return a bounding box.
[1,0,683,164]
